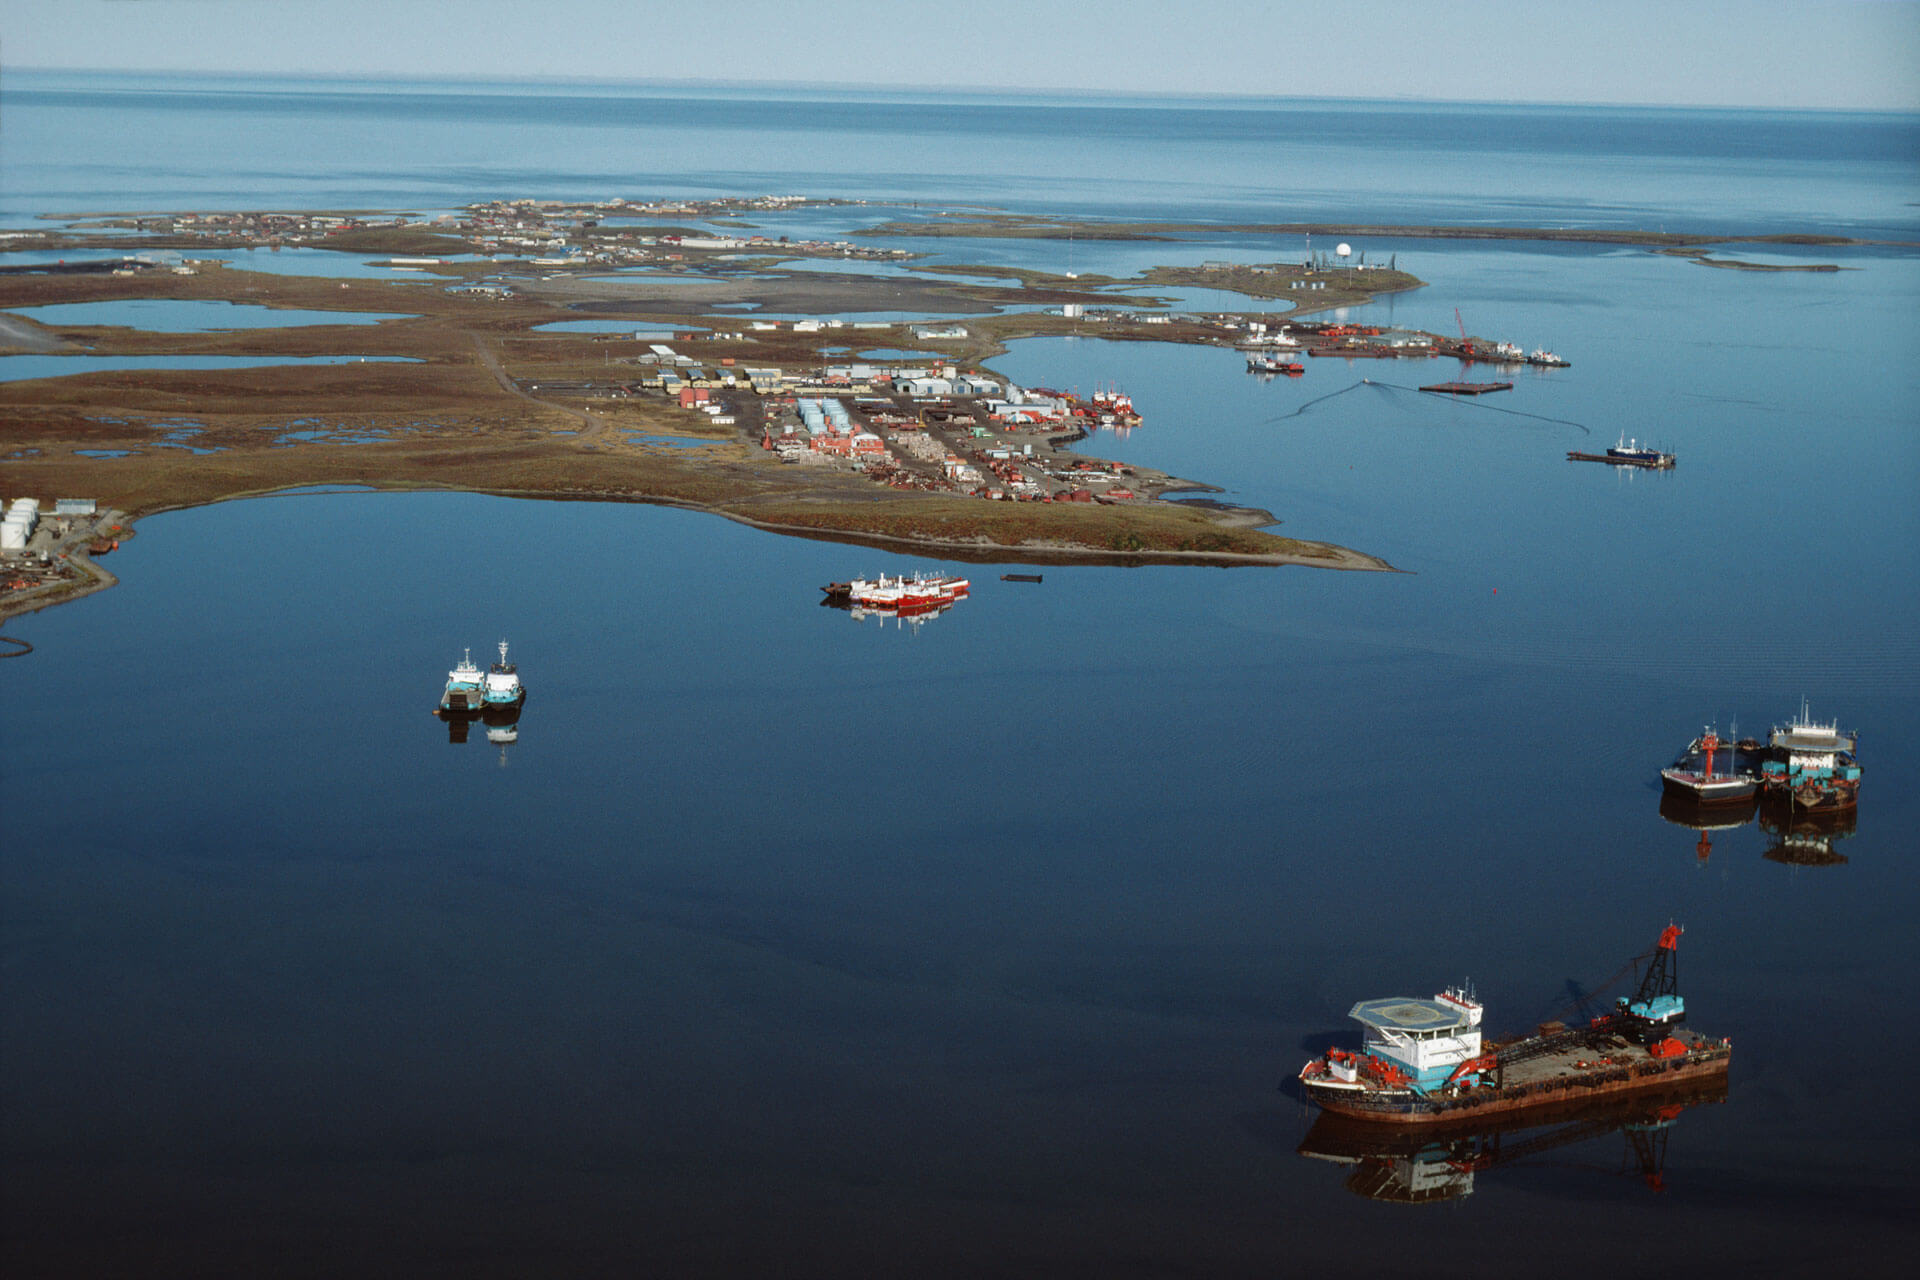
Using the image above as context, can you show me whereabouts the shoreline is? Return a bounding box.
[0,483,1396,627]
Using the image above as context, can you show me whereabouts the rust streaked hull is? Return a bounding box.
[1303,1047,1730,1126]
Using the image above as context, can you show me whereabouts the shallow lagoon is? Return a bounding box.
[0,353,419,380]
[8,299,417,330]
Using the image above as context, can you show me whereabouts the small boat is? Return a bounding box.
[482,640,526,713]
[1660,726,1759,805]
[1527,348,1571,367]
[439,649,485,715]
[1759,701,1861,811]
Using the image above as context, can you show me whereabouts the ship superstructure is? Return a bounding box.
[1759,701,1860,811]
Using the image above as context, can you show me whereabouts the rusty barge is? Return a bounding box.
[1297,926,1730,1125]
[1420,381,1513,395]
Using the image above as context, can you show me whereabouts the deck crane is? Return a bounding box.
[1619,923,1686,1044]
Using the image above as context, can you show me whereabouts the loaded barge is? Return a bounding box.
[1297,926,1730,1125]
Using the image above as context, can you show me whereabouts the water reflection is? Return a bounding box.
[1297,1082,1727,1204]
[1658,791,1760,864]
[437,703,523,762]
[1760,806,1856,867]
[819,595,959,634]
[1655,789,1861,869]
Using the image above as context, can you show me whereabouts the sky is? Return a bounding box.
[4,0,1918,110]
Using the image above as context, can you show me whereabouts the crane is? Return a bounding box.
[1455,307,1477,360]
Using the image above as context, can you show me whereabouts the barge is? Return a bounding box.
[1297,926,1730,1125]
[1660,726,1759,805]
[1420,381,1513,395]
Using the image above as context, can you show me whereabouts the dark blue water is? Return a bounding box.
[3,73,1919,1276]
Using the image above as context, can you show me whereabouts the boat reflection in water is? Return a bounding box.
[820,595,959,634]
[1760,805,1855,867]
[1655,790,1858,868]
[1658,790,1761,864]
[440,701,523,762]
[1297,1082,1728,1205]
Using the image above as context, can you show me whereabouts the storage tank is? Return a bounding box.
[10,498,39,515]
[1,520,28,552]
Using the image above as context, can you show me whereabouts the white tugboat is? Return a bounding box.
[482,640,526,714]
[439,648,486,715]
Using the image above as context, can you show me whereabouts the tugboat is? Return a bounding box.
[482,640,526,715]
[439,649,486,715]
[1296,927,1731,1125]
[1526,348,1571,368]
[1660,726,1760,805]
[1605,436,1675,467]
[1247,352,1305,376]
[1759,701,1861,811]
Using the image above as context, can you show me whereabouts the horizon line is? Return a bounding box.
[10,64,1917,116]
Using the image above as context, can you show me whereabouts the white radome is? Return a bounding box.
[1336,242,1352,257]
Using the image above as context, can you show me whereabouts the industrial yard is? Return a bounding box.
[0,496,129,621]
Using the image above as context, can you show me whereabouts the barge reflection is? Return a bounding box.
[1297,1082,1727,1204]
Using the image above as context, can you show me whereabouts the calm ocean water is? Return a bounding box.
[4,74,1919,1275]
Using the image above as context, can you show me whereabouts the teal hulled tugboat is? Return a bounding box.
[439,649,486,716]
[482,640,526,717]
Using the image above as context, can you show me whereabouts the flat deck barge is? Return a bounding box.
[1420,381,1513,395]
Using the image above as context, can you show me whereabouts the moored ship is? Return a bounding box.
[1297,926,1730,1125]
[1247,352,1305,376]
[1660,726,1760,805]
[482,640,526,714]
[1759,701,1861,811]
[1605,436,1674,467]
[439,648,486,715]
[823,572,969,614]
